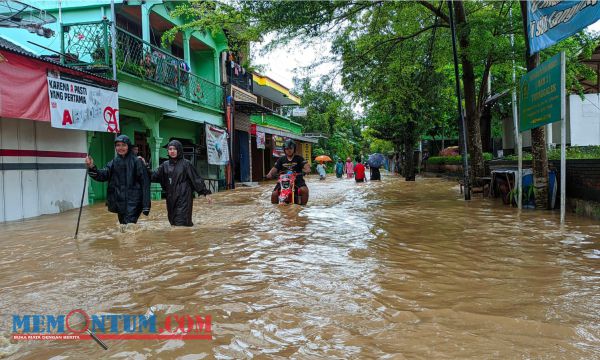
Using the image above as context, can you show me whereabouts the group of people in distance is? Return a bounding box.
[335,157,381,182]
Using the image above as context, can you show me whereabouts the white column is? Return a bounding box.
[141,3,150,43]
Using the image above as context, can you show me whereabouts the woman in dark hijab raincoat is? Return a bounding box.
[86,134,151,224]
[151,140,212,226]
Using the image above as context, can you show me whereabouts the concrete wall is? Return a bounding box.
[502,93,600,152]
[502,118,534,151]
[192,51,217,83]
[550,159,600,203]
[0,118,87,222]
[569,94,600,146]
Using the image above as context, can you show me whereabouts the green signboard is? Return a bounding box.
[519,53,563,132]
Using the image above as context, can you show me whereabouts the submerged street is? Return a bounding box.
[0,174,599,359]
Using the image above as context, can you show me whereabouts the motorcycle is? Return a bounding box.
[278,171,299,205]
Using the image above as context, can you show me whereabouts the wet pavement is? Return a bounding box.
[0,173,599,359]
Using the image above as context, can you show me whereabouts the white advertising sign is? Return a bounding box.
[206,124,230,165]
[47,73,119,132]
[292,107,307,117]
[256,131,265,149]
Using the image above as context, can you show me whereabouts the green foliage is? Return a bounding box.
[543,32,599,96]
[428,156,462,165]
[290,78,362,161]
[507,187,518,206]
[506,185,536,207]
[548,146,600,160]
[504,146,600,161]
[504,152,533,161]
[361,128,394,155]
[162,1,258,51]
[115,49,146,78]
[428,153,493,165]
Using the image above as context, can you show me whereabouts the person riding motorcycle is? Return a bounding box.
[266,139,311,205]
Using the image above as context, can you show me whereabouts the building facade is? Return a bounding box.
[0,40,118,221]
[1,0,228,206]
[250,73,316,179]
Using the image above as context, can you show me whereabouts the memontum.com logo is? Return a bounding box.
[11,309,212,343]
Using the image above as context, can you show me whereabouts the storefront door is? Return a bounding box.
[236,130,250,182]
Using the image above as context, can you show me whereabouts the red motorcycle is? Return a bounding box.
[278,171,298,205]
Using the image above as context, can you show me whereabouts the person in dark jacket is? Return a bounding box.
[150,140,212,226]
[85,134,151,224]
[370,165,381,181]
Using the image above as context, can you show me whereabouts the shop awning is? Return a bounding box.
[234,101,273,115]
[256,125,318,144]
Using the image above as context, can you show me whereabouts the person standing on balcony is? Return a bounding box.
[85,135,151,225]
[150,140,213,226]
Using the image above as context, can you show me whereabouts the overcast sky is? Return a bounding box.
[251,35,335,91]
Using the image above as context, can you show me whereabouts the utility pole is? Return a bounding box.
[447,0,470,200]
[110,0,117,80]
[510,8,523,209]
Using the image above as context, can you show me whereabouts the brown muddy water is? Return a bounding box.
[0,173,598,359]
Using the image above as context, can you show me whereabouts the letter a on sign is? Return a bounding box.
[62,110,73,125]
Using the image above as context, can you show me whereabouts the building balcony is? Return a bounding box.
[250,113,303,135]
[61,20,223,111]
[226,59,253,92]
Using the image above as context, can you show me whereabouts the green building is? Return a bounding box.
[1,0,228,201]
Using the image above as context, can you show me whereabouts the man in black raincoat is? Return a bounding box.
[85,135,151,224]
[150,140,212,226]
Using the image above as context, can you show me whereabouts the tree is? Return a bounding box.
[292,78,362,162]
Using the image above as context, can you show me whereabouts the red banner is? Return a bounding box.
[0,49,117,122]
[0,50,49,121]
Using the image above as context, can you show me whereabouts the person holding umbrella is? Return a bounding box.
[314,155,331,181]
[316,161,326,180]
[370,165,381,181]
[368,153,385,181]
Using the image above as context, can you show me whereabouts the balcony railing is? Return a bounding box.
[114,28,180,90]
[227,60,253,92]
[180,71,223,111]
[61,21,223,110]
[61,20,110,68]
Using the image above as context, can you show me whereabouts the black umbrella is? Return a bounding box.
[367,153,385,168]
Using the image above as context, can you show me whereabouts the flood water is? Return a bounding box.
[0,173,599,359]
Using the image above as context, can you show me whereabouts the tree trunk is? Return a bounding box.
[520,1,549,209]
[454,1,485,180]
